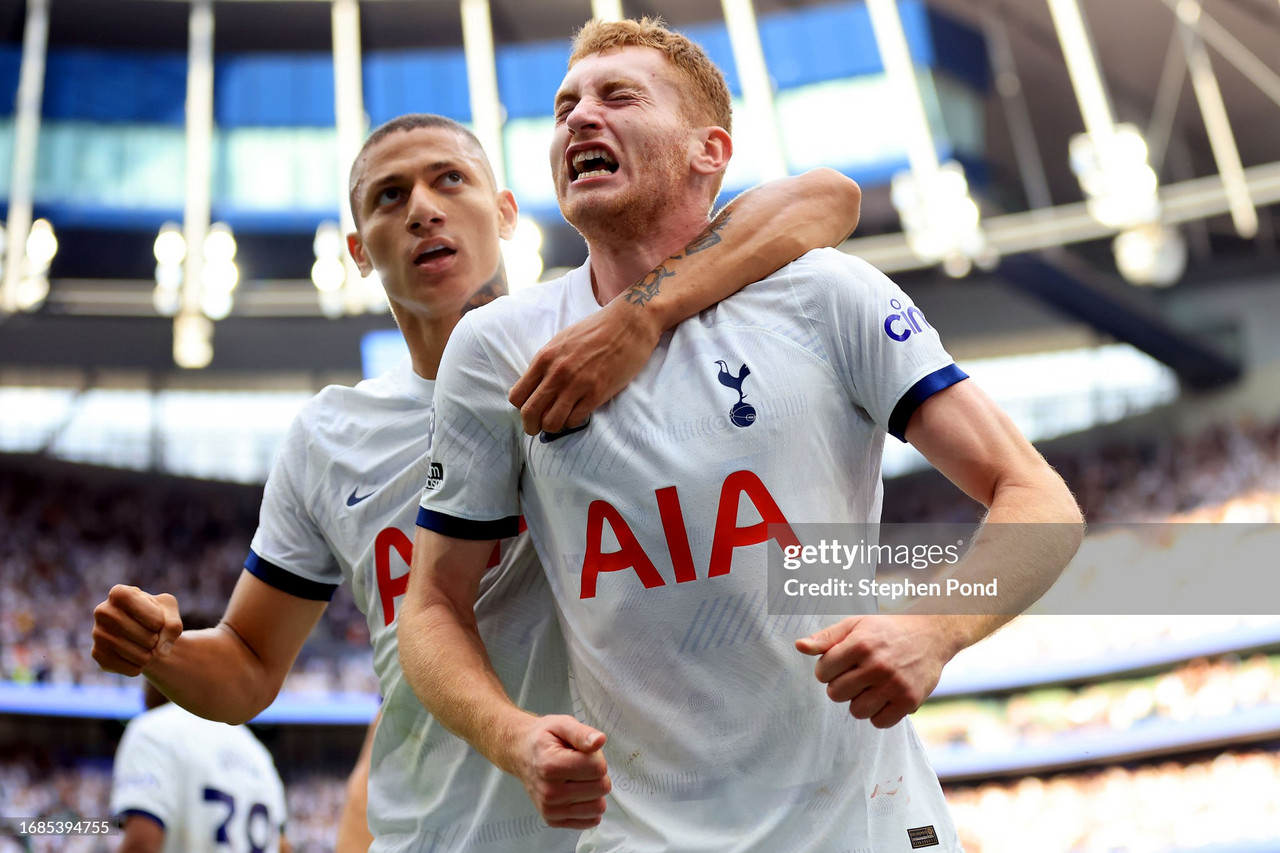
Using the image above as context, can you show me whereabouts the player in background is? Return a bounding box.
[403,18,1084,852]
[91,111,863,851]
[110,613,290,853]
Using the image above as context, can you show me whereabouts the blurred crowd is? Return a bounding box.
[886,416,1280,524]
[944,615,1280,680]
[917,652,1280,751]
[4,747,1280,853]
[0,461,373,693]
[0,755,351,853]
[946,750,1280,853]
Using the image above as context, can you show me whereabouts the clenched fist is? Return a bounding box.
[796,615,953,729]
[510,715,611,830]
[92,585,184,676]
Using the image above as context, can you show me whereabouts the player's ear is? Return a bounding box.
[347,232,374,277]
[690,126,732,176]
[496,189,519,241]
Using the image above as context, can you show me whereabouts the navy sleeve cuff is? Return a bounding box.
[244,551,339,602]
[417,507,519,540]
[116,809,166,830]
[887,364,969,443]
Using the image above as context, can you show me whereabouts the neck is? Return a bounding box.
[582,206,712,305]
[398,266,508,380]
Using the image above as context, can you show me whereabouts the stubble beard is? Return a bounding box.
[560,136,689,248]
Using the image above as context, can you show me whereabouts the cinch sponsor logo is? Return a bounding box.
[423,461,444,491]
[883,298,931,342]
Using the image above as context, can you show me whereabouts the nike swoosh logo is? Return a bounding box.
[346,488,374,506]
[539,418,591,444]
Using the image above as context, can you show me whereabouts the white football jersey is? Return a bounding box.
[421,249,967,852]
[246,358,576,852]
[110,703,287,853]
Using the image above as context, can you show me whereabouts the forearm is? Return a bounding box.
[334,713,375,853]
[911,474,1084,654]
[141,625,280,724]
[397,594,532,774]
[614,167,862,334]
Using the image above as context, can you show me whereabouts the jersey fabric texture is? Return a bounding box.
[419,249,968,853]
[245,357,576,853]
[110,703,287,853]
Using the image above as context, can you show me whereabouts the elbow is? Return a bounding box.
[803,167,861,244]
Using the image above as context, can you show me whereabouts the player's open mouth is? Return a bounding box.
[570,147,620,182]
[414,244,456,265]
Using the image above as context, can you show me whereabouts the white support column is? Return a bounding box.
[1177,1,1257,238]
[1046,0,1117,146]
[720,0,787,180]
[865,0,941,181]
[460,0,505,187]
[591,0,623,21]
[984,14,1053,211]
[331,0,369,312]
[176,0,215,368]
[1,0,50,315]
[867,0,988,275]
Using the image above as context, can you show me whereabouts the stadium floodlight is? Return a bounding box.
[153,222,185,317]
[25,218,57,268]
[13,274,48,312]
[311,258,346,293]
[591,0,623,21]
[313,220,344,262]
[312,221,350,318]
[198,223,239,320]
[1113,223,1187,287]
[1069,124,1161,230]
[891,162,997,279]
[174,313,214,370]
[153,222,187,267]
[501,218,544,293]
[203,222,237,264]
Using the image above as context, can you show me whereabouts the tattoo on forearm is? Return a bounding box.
[621,212,733,308]
[460,264,509,316]
[623,264,676,307]
[682,210,732,257]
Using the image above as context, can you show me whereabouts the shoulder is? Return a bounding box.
[288,361,424,447]
[775,247,896,292]
[456,271,576,341]
[442,270,583,375]
[120,704,191,750]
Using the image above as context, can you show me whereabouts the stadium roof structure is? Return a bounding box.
[0,0,1274,388]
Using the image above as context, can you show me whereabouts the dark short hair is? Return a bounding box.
[347,114,496,224]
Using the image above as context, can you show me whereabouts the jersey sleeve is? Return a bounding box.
[245,409,342,601]
[110,717,181,830]
[797,250,967,442]
[417,312,524,540]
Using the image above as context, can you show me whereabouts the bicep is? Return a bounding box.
[904,379,1049,508]
[219,570,328,683]
[118,813,165,853]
